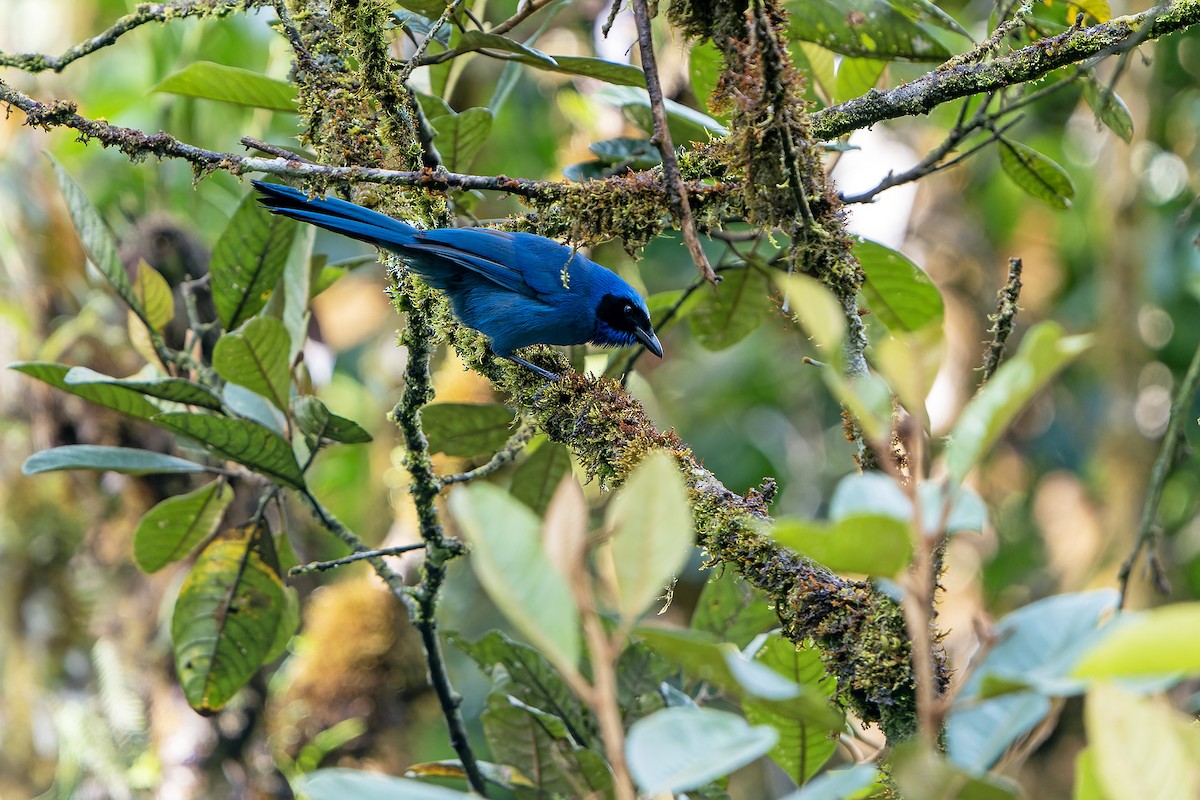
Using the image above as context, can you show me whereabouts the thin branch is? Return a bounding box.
[240,136,316,163]
[980,257,1024,383]
[811,0,1200,140]
[0,0,251,73]
[629,0,718,284]
[491,0,562,35]
[290,544,427,576]
[439,423,535,487]
[1118,343,1200,606]
[397,0,469,84]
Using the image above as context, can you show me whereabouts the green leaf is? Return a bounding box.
[422,403,515,457]
[786,0,953,61]
[690,266,773,350]
[453,630,593,747]
[131,260,175,331]
[510,440,573,515]
[595,86,728,141]
[588,137,661,168]
[295,769,475,799]
[743,636,839,784]
[22,445,213,476]
[213,316,292,412]
[152,61,297,112]
[172,526,287,713]
[547,55,646,87]
[637,627,840,727]
[63,367,223,410]
[223,382,286,435]
[691,570,780,649]
[449,483,580,672]
[264,585,300,665]
[782,763,882,799]
[835,57,887,103]
[874,328,944,424]
[292,396,373,446]
[12,362,159,420]
[49,158,144,320]
[392,9,452,46]
[457,30,558,65]
[265,222,317,362]
[1086,683,1200,800]
[945,322,1092,483]
[888,0,973,38]
[689,40,727,118]
[998,139,1076,210]
[775,273,847,356]
[1073,603,1200,680]
[430,107,493,173]
[855,237,944,334]
[154,413,306,488]
[134,481,234,572]
[1074,748,1105,800]
[1082,77,1133,143]
[772,514,913,575]
[603,451,694,624]
[211,188,299,330]
[626,707,778,794]
[947,590,1118,771]
[481,688,613,797]
[892,742,1021,800]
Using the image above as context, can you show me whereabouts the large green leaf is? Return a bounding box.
[547,55,646,87]
[1086,684,1200,800]
[945,322,1091,483]
[786,0,953,61]
[22,445,213,476]
[154,413,305,488]
[152,61,298,112]
[603,451,695,625]
[213,316,292,412]
[134,481,234,572]
[292,396,373,446]
[12,362,159,420]
[422,403,515,457]
[690,570,779,649]
[452,630,594,747]
[63,367,223,410]
[510,440,572,515]
[626,707,778,794]
[49,159,145,321]
[449,483,580,672]
[743,636,839,784]
[457,30,558,65]
[690,266,773,350]
[295,769,474,799]
[595,86,728,141]
[211,188,299,331]
[774,273,846,356]
[772,514,912,575]
[481,688,612,797]
[856,237,944,334]
[430,107,493,173]
[172,526,287,713]
[263,222,317,362]
[1073,602,1200,680]
[998,139,1076,210]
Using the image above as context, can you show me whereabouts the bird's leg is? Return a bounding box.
[503,354,562,381]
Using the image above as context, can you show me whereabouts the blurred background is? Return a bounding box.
[2,0,1199,797]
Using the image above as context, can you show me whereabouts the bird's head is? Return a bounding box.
[593,292,663,358]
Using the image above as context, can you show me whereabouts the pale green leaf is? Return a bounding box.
[23,445,213,476]
[1083,77,1133,143]
[152,61,297,111]
[1073,603,1200,680]
[772,514,912,575]
[213,316,292,412]
[774,273,846,355]
[626,707,778,794]
[13,361,159,420]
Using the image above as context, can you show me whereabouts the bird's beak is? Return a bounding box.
[634,327,663,358]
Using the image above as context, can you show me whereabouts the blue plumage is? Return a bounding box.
[252,181,661,379]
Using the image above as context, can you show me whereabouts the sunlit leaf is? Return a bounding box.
[772,514,912,575]
[835,57,887,103]
[211,188,299,330]
[423,403,515,457]
[22,445,213,476]
[131,260,175,331]
[152,61,298,111]
[450,484,580,671]
[690,266,773,350]
[945,322,1091,482]
[1067,0,1112,23]
[855,237,944,334]
[154,413,306,488]
[1086,684,1200,800]
[213,316,292,412]
[430,107,493,173]
[1073,603,1200,680]
[998,139,1076,210]
[603,451,695,624]
[627,707,778,794]
[173,526,286,713]
[775,273,846,355]
[134,481,234,572]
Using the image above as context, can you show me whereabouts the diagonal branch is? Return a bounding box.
[810,0,1200,140]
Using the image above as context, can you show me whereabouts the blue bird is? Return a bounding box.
[253,181,662,380]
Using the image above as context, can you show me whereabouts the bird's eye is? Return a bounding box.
[623,304,633,316]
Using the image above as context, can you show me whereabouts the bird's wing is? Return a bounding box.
[410,228,579,300]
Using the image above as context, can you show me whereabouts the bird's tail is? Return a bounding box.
[252,181,419,252]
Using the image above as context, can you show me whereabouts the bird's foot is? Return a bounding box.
[504,355,563,381]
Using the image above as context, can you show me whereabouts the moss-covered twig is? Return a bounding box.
[980,257,1024,383]
[289,543,427,576]
[439,423,535,487]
